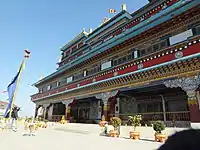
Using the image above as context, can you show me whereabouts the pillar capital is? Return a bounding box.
[62,99,74,122]
[43,103,50,108]
[95,90,119,103]
[163,74,200,95]
[62,99,74,106]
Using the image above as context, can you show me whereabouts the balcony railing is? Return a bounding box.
[118,111,190,127]
[50,111,190,124]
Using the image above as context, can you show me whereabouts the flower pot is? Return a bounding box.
[60,120,66,124]
[108,130,119,137]
[130,131,140,140]
[99,121,107,127]
[155,133,168,143]
[24,123,28,130]
[29,125,35,132]
[35,125,38,131]
[42,123,47,128]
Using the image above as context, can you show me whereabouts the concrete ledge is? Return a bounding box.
[191,123,200,129]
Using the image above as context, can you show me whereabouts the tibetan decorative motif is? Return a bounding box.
[95,90,119,102]
[114,72,118,76]
[163,74,200,94]
[163,74,200,106]
[188,98,197,105]
[138,63,144,70]
[175,51,183,59]
[62,99,74,106]
[92,78,96,82]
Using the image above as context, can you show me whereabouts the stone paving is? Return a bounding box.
[0,123,186,150]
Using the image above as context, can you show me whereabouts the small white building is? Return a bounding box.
[0,101,18,117]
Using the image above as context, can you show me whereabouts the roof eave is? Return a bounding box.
[60,31,88,52]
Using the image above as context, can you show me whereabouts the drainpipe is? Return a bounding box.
[160,95,166,122]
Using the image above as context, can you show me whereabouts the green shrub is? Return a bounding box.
[153,121,165,133]
[110,117,122,129]
[127,115,142,131]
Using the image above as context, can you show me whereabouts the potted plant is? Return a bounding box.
[128,115,142,140]
[60,116,66,124]
[99,115,107,127]
[42,120,48,128]
[109,117,121,137]
[153,121,167,143]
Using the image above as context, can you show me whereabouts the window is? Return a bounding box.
[160,40,167,48]
[118,58,122,64]
[42,86,47,92]
[122,56,127,63]
[134,50,138,58]
[147,47,152,53]
[140,49,146,56]
[60,78,67,86]
[196,25,200,35]
[113,60,118,66]
[47,85,51,90]
[127,54,132,61]
[153,44,159,51]
[51,82,57,89]
[74,72,84,80]
[84,71,87,77]
[39,88,43,93]
[57,81,60,87]
[169,29,193,45]
[67,76,73,83]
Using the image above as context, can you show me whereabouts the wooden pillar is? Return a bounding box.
[164,74,200,128]
[187,90,200,128]
[103,101,108,120]
[115,98,120,117]
[34,105,39,118]
[48,104,54,121]
[43,104,49,120]
[95,90,118,121]
[62,99,74,123]
[160,95,166,122]
[66,106,71,120]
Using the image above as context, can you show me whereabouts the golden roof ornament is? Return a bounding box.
[122,4,127,11]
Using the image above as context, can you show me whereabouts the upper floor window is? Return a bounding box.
[39,88,43,93]
[87,65,100,76]
[60,78,67,86]
[74,72,84,80]
[51,82,57,89]
[67,76,73,83]
[47,85,51,90]
[101,61,112,70]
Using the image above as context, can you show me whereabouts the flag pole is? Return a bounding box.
[8,59,26,119]
[8,50,30,120]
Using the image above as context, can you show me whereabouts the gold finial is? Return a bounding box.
[82,28,86,33]
[122,4,127,11]
[103,17,109,23]
[89,28,93,34]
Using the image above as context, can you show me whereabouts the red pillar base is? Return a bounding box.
[189,104,200,129]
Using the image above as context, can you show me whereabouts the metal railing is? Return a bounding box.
[51,111,190,123]
[51,115,63,122]
[118,111,190,122]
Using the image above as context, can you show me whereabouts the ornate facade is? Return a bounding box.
[31,0,200,128]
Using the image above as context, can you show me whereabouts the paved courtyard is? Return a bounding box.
[0,123,176,150]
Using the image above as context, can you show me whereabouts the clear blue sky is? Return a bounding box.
[0,0,148,117]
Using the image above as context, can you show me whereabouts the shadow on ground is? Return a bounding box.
[54,128,90,134]
[22,133,36,136]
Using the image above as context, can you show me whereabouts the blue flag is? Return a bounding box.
[4,61,24,118]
